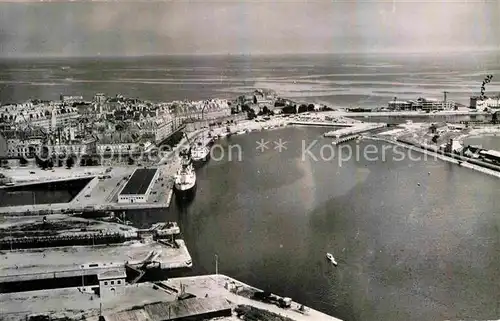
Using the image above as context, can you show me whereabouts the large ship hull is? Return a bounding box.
[191,152,210,167]
[173,181,197,202]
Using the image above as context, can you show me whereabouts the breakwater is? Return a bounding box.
[324,123,386,138]
[396,138,500,173]
[363,136,500,179]
[332,135,360,145]
[288,121,350,128]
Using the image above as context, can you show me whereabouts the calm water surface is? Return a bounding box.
[463,135,500,151]
[2,52,500,107]
[128,127,499,321]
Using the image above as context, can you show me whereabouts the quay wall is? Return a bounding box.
[364,137,500,178]
[396,138,500,172]
[332,135,359,145]
[340,110,487,117]
[0,266,116,286]
[0,201,170,216]
[0,232,134,251]
[288,121,351,128]
[324,123,386,138]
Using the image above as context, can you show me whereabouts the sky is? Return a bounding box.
[0,0,499,57]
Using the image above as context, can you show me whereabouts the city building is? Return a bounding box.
[0,103,79,132]
[60,95,84,103]
[97,143,139,154]
[98,269,127,297]
[387,97,456,111]
[171,99,231,121]
[429,122,448,134]
[118,168,159,203]
[93,93,107,104]
[153,117,175,144]
[0,133,7,158]
[388,100,415,111]
[104,297,232,321]
[444,139,463,153]
[471,96,500,110]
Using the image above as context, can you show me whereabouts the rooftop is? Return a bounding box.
[106,297,232,321]
[97,269,127,280]
[0,239,190,282]
[120,168,158,195]
[1,275,341,321]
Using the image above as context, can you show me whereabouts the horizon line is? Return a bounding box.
[1,48,499,59]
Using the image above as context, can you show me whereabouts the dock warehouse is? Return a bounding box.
[118,168,159,203]
[104,297,232,321]
[479,149,500,164]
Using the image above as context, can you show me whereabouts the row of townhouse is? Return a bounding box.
[0,103,80,132]
[4,138,156,158]
[5,138,88,158]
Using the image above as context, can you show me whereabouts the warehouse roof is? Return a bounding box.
[120,168,158,195]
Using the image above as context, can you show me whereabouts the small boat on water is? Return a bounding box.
[326,252,338,266]
[236,129,246,135]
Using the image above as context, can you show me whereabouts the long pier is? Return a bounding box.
[324,123,387,138]
[0,232,135,250]
[332,135,360,145]
[288,121,352,127]
[0,239,192,286]
[0,176,94,189]
[0,201,170,216]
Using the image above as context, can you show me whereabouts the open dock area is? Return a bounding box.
[0,214,137,241]
[0,164,180,215]
[324,122,387,138]
[0,166,107,188]
[0,198,171,216]
[0,274,342,321]
[0,239,192,284]
[162,275,342,321]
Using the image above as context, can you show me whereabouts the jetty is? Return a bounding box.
[324,122,387,139]
[332,135,360,145]
[287,120,352,127]
[0,238,191,285]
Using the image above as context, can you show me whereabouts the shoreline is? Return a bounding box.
[456,126,500,145]
[365,136,500,179]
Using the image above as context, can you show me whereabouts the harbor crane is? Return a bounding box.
[442,91,449,109]
[443,91,449,103]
